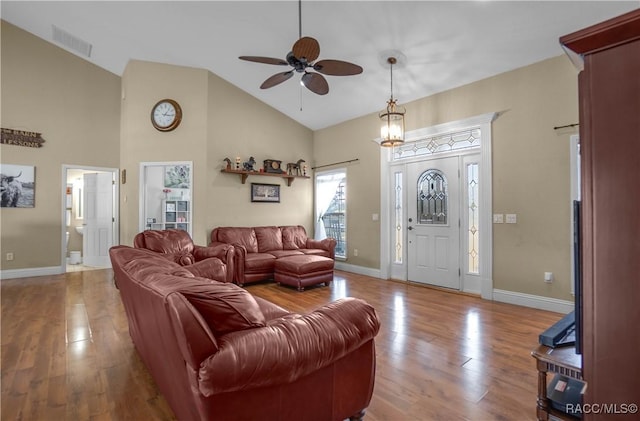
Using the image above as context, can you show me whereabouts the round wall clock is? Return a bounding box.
[151,99,182,131]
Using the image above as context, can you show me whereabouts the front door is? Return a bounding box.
[83,172,114,267]
[407,157,460,289]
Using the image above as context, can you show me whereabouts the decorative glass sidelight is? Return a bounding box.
[417,170,447,224]
[467,163,479,274]
[394,172,403,263]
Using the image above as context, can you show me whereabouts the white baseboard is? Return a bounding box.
[334,262,382,279]
[1,266,63,281]
[493,289,574,314]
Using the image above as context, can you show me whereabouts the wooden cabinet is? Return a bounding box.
[560,9,640,418]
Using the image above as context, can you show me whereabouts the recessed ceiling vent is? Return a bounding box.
[52,25,92,58]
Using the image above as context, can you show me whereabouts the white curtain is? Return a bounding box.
[315,171,344,240]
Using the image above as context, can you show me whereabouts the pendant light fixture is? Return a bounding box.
[379,56,406,147]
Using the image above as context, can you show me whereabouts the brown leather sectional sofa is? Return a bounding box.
[109,245,380,421]
[209,225,337,286]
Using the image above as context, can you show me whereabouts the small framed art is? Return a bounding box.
[251,183,280,203]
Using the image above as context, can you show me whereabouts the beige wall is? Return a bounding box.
[0,21,121,270]
[204,71,314,237]
[119,61,314,246]
[119,60,210,245]
[314,55,579,300]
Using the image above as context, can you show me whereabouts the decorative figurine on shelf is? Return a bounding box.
[286,159,306,176]
[162,188,171,199]
[303,164,308,176]
[235,157,241,170]
[243,156,256,171]
[223,158,232,170]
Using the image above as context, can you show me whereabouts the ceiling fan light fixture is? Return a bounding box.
[379,56,406,147]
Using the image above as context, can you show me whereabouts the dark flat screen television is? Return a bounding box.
[573,200,582,355]
[538,200,582,354]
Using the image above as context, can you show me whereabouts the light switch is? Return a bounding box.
[493,214,504,224]
[506,214,517,224]
[372,213,379,221]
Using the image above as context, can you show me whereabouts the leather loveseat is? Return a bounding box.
[209,225,336,286]
[109,245,380,421]
[134,229,235,284]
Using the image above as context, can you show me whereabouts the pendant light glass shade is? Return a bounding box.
[379,57,405,147]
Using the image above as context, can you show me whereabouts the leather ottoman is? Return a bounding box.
[274,255,334,291]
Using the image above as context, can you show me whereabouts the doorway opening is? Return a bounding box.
[61,165,119,272]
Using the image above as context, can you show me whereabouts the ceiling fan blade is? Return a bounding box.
[239,56,288,66]
[260,71,294,89]
[292,37,320,62]
[313,59,363,76]
[301,72,329,95]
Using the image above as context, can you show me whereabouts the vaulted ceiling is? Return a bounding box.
[3,1,638,130]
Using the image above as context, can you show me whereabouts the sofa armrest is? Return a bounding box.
[194,244,235,283]
[194,243,232,263]
[306,237,337,259]
[209,241,247,285]
[197,297,380,396]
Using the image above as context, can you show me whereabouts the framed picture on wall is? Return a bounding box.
[164,165,190,189]
[251,183,280,203]
[0,164,35,208]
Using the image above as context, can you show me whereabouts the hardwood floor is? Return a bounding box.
[1,269,564,420]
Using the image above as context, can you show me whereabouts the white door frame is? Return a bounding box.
[379,112,497,299]
[139,161,193,234]
[61,165,119,272]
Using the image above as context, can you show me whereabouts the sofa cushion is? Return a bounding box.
[281,225,308,250]
[217,227,259,254]
[268,250,305,259]
[255,226,283,252]
[179,282,266,335]
[244,253,277,272]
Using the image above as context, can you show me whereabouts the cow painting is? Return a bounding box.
[0,165,35,208]
[1,171,23,207]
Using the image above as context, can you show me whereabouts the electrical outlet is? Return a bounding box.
[6,252,14,261]
[353,249,358,257]
[544,272,554,283]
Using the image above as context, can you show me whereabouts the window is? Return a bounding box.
[417,169,447,225]
[467,163,479,274]
[394,171,403,263]
[315,170,346,259]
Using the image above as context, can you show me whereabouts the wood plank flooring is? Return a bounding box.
[1,269,564,420]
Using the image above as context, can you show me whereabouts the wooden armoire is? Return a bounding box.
[560,9,640,418]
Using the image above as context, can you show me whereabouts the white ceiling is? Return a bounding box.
[3,1,638,130]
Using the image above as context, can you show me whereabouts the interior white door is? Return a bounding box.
[83,172,114,267]
[407,157,460,289]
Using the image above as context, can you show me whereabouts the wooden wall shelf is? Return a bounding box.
[220,168,309,186]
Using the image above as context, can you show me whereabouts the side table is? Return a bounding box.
[531,344,582,420]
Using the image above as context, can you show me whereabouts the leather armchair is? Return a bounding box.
[134,229,234,283]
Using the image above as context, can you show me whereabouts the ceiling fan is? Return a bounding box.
[239,0,363,95]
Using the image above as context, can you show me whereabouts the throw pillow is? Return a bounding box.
[179,283,266,335]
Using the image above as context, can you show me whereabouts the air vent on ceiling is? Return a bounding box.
[52,25,92,58]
